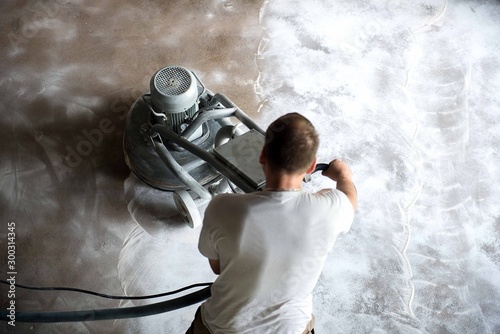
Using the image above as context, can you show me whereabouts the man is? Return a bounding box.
[186,112,357,333]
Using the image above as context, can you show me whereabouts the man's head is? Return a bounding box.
[261,112,319,174]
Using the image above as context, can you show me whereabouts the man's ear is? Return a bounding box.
[259,147,266,165]
[305,157,317,174]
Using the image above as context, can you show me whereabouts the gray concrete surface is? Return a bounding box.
[1,1,499,333]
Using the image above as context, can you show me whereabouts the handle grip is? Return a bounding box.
[312,163,330,173]
[303,162,330,183]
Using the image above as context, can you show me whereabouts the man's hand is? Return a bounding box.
[323,159,357,211]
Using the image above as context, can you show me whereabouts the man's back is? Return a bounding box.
[198,188,354,333]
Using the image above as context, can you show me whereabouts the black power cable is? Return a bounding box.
[0,279,212,323]
[0,279,212,300]
[1,286,212,323]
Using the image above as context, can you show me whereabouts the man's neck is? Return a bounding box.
[264,172,304,191]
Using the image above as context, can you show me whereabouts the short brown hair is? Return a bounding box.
[264,113,319,173]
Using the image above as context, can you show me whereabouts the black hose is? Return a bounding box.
[152,125,256,193]
[153,139,212,199]
[1,285,211,323]
[0,279,211,300]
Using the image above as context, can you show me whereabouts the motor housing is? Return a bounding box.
[150,66,199,133]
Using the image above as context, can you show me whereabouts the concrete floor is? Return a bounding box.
[1,0,499,333]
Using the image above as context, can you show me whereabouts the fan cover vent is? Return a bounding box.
[149,66,198,115]
[154,67,192,96]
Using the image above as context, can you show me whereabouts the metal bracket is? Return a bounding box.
[140,124,162,148]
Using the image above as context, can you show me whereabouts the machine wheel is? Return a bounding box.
[173,190,202,228]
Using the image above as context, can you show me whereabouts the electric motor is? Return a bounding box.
[150,66,199,133]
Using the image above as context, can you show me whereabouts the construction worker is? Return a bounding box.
[186,112,357,333]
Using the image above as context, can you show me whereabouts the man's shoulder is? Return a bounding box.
[211,191,250,201]
[311,188,353,209]
[208,192,254,208]
[313,188,340,199]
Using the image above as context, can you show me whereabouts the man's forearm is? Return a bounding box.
[322,160,357,211]
[336,176,357,211]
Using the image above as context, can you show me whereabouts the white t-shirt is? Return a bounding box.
[198,189,354,334]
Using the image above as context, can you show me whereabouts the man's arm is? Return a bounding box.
[208,258,221,275]
[322,159,357,211]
